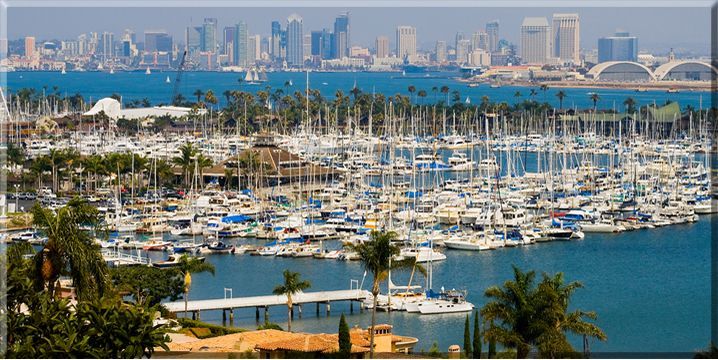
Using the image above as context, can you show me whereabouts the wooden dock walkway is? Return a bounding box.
[163,288,371,321]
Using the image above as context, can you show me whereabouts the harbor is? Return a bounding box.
[3,70,715,354]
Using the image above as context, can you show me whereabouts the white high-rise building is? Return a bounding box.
[471,32,489,52]
[249,35,261,62]
[552,13,580,65]
[396,26,416,61]
[520,17,551,64]
[286,14,304,67]
[435,40,447,63]
[456,39,471,64]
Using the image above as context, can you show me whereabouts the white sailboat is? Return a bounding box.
[145,67,151,75]
[244,67,267,85]
[61,68,66,75]
[165,76,171,83]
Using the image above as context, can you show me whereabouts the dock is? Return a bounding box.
[163,288,371,323]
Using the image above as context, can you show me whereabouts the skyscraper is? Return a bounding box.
[271,21,282,60]
[286,14,304,67]
[552,13,580,64]
[598,31,638,63]
[322,29,333,60]
[456,39,471,64]
[186,27,202,54]
[486,20,499,53]
[202,18,218,53]
[223,26,235,58]
[24,36,35,58]
[454,32,464,55]
[303,34,312,61]
[375,36,389,58]
[101,31,114,61]
[145,31,172,53]
[396,26,416,61]
[249,35,261,62]
[435,40,447,63]
[333,12,350,59]
[234,21,249,67]
[471,32,489,51]
[311,31,324,57]
[520,17,551,64]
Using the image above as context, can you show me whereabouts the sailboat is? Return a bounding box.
[165,76,171,83]
[244,67,267,85]
[61,68,66,75]
[109,67,115,75]
[145,67,151,75]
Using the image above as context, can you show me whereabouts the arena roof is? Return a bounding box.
[586,61,655,81]
[653,60,717,81]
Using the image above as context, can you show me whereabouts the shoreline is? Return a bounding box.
[461,78,715,92]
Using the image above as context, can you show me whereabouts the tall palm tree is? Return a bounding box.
[178,254,215,318]
[192,89,205,106]
[204,90,217,110]
[440,86,450,104]
[540,84,549,102]
[417,90,427,105]
[172,143,197,186]
[481,266,606,358]
[555,90,566,110]
[529,89,537,101]
[345,231,419,358]
[31,198,108,301]
[514,91,522,103]
[589,93,600,112]
[624,97,637,114]
[272,269,311,332]
[407,85,416,103]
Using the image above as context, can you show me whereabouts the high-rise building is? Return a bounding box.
[202,18,218,53]
[286,14,304,66]
[303,34,312,61]
[101,31,114,60]
[186,26,202,54]
[520,17,551,64]
[454,32,464,55]
[311,31,323,57]
[145,31,172,53]
[333,12,350,59]
[456,39,471,64]
[375,36,389,58]
[271,21,282,59]
[552,13,580,64]
[24,36,35,58]
[396,26,416,61]
[121,37,132,57]
[435,40,447,63]
[223,26,235,58]
[471,32,489,51]
[469,49,491,66]
[486,20,499,52]
[124,29,136,44]
[322,29,333,60]
[234,21,249,67]
[598,30,638,63]
[249,35,261,62]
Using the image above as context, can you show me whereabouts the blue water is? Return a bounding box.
[134,216,712,354]
[5,71,713,111]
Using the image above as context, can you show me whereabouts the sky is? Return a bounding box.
[7,6,712,54]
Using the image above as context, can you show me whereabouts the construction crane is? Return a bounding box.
[171,50,187,105]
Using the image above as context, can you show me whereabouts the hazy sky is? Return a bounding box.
[7,7,712,54]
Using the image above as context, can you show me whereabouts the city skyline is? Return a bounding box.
[7,7,711,54]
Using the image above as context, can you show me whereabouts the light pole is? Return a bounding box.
[13,184,20,212]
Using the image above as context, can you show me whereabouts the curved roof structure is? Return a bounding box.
[83,97,122,119]
[654,60,717,81]
[587,61,655,81]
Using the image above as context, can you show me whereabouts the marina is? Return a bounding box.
[3,70,714,353]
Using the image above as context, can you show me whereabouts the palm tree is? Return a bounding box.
[555,90,566,111]
[172,143,197,186]
[514,91,522,103]
[417,90,427,105]
[192,89,205,106]
[624,97,637,114]
[540,84,549,102]
[431,86,439,103]
[590,93,600,112]
[204,90,217,110]
[529,89,538,102]
[178,254,215,318]
[345,231,419,358]
[31,198,109,300]
[440,86,450,104]
[481,266,606,358]
[272,269,311,332]
[407,85,416,103]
